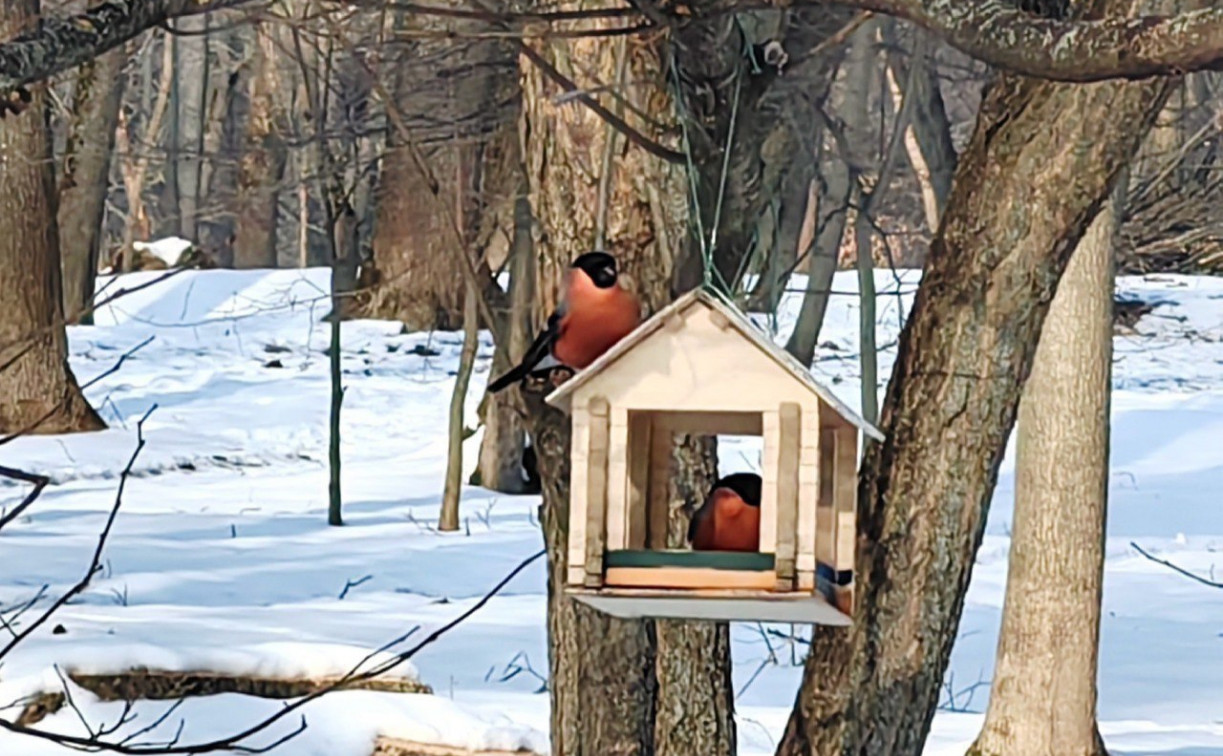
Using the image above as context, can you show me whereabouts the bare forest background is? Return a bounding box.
[6,0,1223,754]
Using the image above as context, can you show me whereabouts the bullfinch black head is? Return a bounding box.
[572,251,618,289]
[714,472,762,507]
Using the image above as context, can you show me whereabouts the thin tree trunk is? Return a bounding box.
[883,25,956,223]
[840,22,883,420]
[119,34,174,271]
[233,23,286,269]
[776,20,1173,756]
[852,185,879,426]
[174,14,209,242]
[655,434,735,756]
[474,169,533,493]
[327,206,355,528]
[784,145,851,366]
[441,282,478,532]
[59,45,126,324]
[968,177,1120,756]
[0,0,105,436]
[162,27,181,237]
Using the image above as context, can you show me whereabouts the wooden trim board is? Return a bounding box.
[605,567,776,590]
[569,587,853,625]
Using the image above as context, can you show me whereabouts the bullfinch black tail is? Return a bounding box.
[486,312,562,393]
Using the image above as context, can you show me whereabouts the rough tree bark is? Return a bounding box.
[967,177,1121,756]
[10,0,1223,103]
[518,7,737,753]
[59,44,125,324]
[474,173,533,493]
[233,22,286,269]
[0,0,104,435]
[776,13,1173,756]
[671,8,849,293]
[785,131,852,366]
[357,10,517,330]
[171,14,209,242]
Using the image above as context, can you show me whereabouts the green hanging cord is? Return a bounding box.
[670,47,714,288]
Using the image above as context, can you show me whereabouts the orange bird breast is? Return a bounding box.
[690,488,760,552]
[552,272,640,369]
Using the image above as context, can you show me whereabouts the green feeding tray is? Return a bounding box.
[605,549,776,571]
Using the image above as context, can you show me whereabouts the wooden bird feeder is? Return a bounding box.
[546,289,883,625]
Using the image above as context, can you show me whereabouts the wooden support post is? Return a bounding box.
[626,411,652,549]
[647,416,671,549]
[584,396,610,588]
[774,402,801,592]
[605,407,630,550]
[831,423,858,613]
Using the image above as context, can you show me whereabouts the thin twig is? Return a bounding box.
[0,548,545,753]
[0,465,51,532]
[1131,541,1223,589]
[0,405,157,664]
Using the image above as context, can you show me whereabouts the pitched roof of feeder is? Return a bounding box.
[545,288,885,441]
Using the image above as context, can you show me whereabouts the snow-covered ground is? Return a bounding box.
[2,266,1222,755]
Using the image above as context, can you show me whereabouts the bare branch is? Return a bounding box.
[1131,541,1223,589]
[0,548,545,753]
[0,465,50,532]
[822,0,1223,82]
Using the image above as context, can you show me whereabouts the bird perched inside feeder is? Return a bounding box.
[688,472,762,552]
[486,251,641,393]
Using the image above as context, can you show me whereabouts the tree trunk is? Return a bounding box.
[0,0,105,436]
[59,45,126,324]
[785,138,852,366]
[655,434,735,756]
[474,172,533,493]
[233,23,286,269]
[967,176,1119,756]
[883,25,956,225]
[118,35,174,271]
[357,8,517,330]
[671,8,852,294]
[776,29,1172,756]
[173,14,209,242]
[519,7,735,753]
[441,281,478,532]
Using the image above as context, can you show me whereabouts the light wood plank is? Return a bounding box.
[566,409,590,587]
[774,402,801,591]
[627,411,652,549]
[605,567,777,591]
[816,423,836,566]
[832,424,858,573]
[605,407,630,551]
[650,411,763,436]
[648,417,672,549]
[584,396,611,588]
[759,411,780,556]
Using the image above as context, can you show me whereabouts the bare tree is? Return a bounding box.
[59,45,127,323]
[233,21,287,269]
[968,174,1121,756]
[0,0,104,435]
[777,5,1177,754]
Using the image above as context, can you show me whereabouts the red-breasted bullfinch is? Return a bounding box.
[486,251,641,393]
[688,472,762,552]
